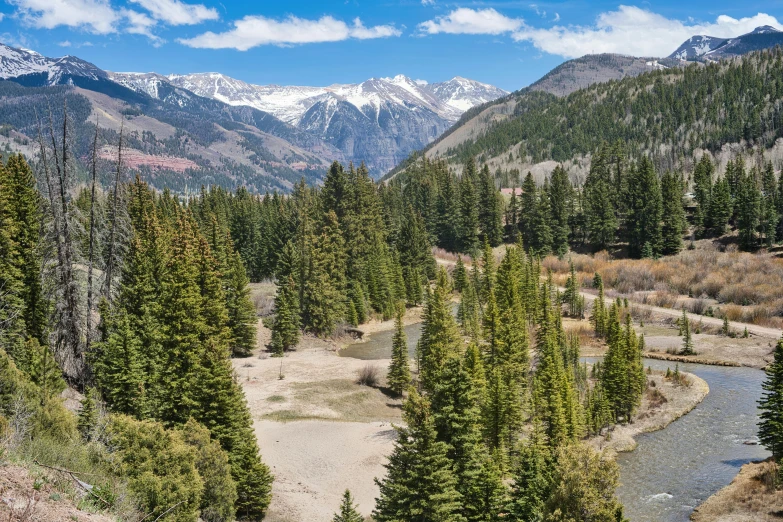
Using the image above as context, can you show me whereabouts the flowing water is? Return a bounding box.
[340,326,770,522]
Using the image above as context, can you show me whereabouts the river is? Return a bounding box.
[340,323,771,522]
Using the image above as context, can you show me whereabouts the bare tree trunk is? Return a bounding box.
[86,122,98,362]
[40,102,84,387]
[103,122,123,305]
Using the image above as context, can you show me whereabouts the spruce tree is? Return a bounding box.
[758,338,783,464]
[660,171,685,256]
[507,422,552,522]
[548,166,572,257]
[736,168,761,251]
[707,177,732,236]
[627,158,663,258]
[431,356,505,522]
[760,162,778,248]
[459,158,480,253]
[478,164,504,247]
[225,246,257,357]
[453,256,468,293]
[2,154,46,344]
[418,268,462,393]
[333,490,364,522]
[270,276,301,356]
[692,154,714,234]
[387,309,412,397]
[373,390,463,522]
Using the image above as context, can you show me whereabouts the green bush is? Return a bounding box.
[107,415,204,522]
[181,419,237,522]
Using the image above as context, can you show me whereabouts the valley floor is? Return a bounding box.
[240,309,710,522]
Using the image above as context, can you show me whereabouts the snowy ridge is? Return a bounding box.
[0,43,105,84]
[166,72,507,126]
[668,26,783,62]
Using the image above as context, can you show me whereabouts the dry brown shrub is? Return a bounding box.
[543,245,783,327]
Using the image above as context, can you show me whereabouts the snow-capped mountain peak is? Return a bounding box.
[669,26,783,61]
[0,43,105,84]
[751,25,780,35]
[163,72,506,126]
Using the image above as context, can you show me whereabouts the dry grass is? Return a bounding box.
[249,280,277,317]
[262,379,399,423]
[692,459,783,522]
[356,365,380,387]
[544,244,783,328]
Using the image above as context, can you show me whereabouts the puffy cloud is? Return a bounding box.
[129,0,218,26]
[512,6,783,58]
[179,15,401,50]
[418,8,523,35]
[9,0,120,34]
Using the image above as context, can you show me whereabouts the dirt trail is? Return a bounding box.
[577,289,783,340]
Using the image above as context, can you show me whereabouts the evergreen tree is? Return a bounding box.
[478,164,504,247]
[431,356,505,522]
[692,155,714,234]
[590,274,607,338]
[627,158,663,258]
[388,309,412,397]
[1,154,47,345]
[758,338,783,464]
[225,246,257,357]
[736,171,761,251]
[418,269,462,393]
[373,390,463,522]
[459,158,480,253]
[453,256,468,293]
[584,147,618,251]
[548,165,573,257]
[507,423,552,522]
[660,171,685,256]
[760,161,778,248]
[270,276,301,356]
[707,177,732,236]
[333,490,364,522]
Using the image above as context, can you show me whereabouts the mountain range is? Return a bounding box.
[0,43,506,189]
[0,24,781,191]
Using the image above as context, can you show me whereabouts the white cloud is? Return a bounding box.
[553,13,560,23]
[121,8,160,41]
[129,0,218,26]
[58,39,71,46]
[179,15,401,50]
[418,8,523,35]
[421,0,435,5]
[511,6,783,58]
[9,0,120,34]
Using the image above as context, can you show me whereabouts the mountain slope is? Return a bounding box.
[418,48,783,182]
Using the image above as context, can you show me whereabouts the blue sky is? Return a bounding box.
[1,1,782,91]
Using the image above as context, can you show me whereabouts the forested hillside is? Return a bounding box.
[414,48,783,178]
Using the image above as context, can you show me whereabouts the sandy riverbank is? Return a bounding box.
[587,371,710,457]
[691,458,782,522]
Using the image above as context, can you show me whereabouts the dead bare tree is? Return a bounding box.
[35,102,84,387]
[85,120,99,361]
[103,121,124,304]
